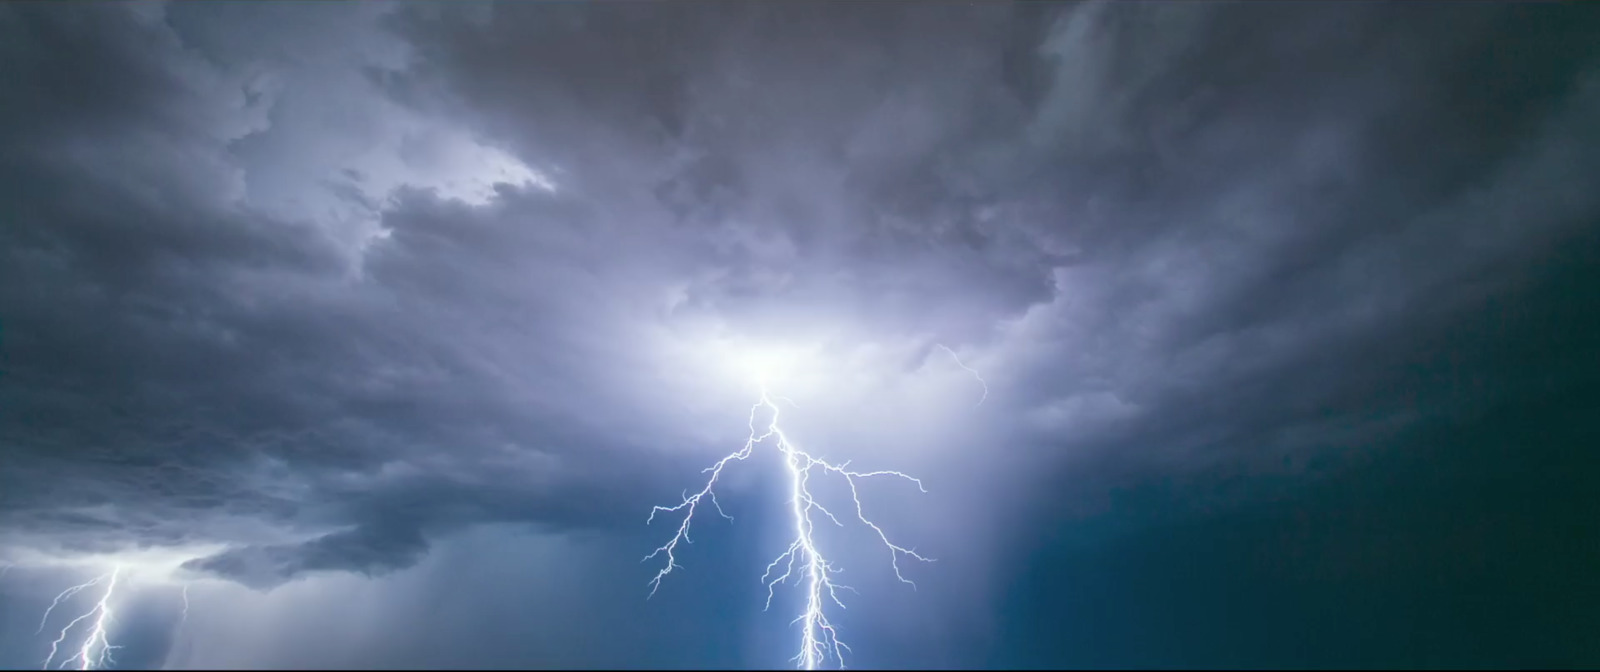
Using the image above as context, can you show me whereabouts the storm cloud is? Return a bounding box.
[2,1,1598,668]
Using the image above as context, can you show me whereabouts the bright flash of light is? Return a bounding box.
[645,386,931,669]
[40,567,121,670]
[178,584,191,627]
[935,344,988,406]
[724,343,821,390]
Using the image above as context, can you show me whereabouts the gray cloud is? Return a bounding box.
[0,4,1596,659]
[0,2,678,580]
[181,521,428,590]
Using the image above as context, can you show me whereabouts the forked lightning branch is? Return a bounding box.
[643,371,934,670]
[38,568,121,670]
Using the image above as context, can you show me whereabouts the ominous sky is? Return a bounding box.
[2,1,1599,669]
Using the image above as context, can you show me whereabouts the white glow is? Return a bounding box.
[678,333,829,394]
[728,345,809,385]
[4,545,229,585]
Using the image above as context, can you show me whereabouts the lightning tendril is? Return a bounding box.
[645,385,931,669]
[40,567,121,670]
[178,584,191,627]
[935,344,988,406]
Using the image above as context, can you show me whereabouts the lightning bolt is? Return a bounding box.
[646,385,931,669]
[41,567,121,670]
[162,583,196,672]
[936,343,988,406]
[178,584,191,627]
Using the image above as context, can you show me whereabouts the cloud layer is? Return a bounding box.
[1,2,1597,647]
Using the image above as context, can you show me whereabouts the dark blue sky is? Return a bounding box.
[1,1,1598,669]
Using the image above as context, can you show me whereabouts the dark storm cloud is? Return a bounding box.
[2,0,1597,608]
[0,2,676,582]
[180,520,428,590]
[973,3,1600,523]
[376,0,1597,416]
[375,0,1600,524]
[1023,3,1600,442]
[377,2,1079,346]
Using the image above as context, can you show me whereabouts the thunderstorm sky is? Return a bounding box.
[2,1,1599,669]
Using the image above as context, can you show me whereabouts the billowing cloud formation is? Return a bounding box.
[2,0,1597,611]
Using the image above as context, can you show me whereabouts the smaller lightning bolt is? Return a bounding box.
[935,344,988,406]
[1,562,13,580]
[178,584,191,627]
[41,567,121,671]
[36,576,106,636]
[642,401,760,597]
